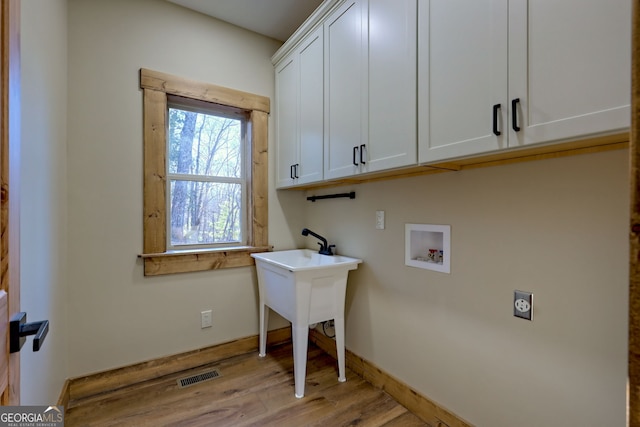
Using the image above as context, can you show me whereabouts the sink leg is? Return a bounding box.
[292,323,309,398]
[259,303,268,358]
[334,317,346,382]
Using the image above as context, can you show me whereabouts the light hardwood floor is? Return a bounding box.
[65,342,430,426]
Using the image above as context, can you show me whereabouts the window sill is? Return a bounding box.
[139,245,272,276]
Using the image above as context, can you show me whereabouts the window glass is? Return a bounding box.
[167,105,246,248]
[168,107,242,178]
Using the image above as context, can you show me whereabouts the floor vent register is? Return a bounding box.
[177,369,222,388]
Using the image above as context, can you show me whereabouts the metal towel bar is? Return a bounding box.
[306,191,356,202]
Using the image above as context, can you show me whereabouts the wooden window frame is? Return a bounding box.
[139,68,270,276]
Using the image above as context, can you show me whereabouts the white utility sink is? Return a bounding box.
[251,249,362,398]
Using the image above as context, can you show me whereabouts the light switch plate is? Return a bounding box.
[514,290,533,321]
[376,210,385,230]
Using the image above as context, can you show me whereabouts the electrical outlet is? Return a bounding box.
[201,310,212,328]
[376,210,385,229]
[514,290,533,321]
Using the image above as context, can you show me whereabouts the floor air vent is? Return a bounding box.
[177,369,222,388]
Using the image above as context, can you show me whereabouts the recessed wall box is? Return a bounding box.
[405,223,451,273]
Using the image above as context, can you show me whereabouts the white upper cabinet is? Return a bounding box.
[297,29,324,184]
[275,0,629,186]
[419,0,631,164]
[324,0,417,180]
[508,0,631,147]
[323,0,368,180]
[275,28,324,189]
[367,0,417,172]
[418,0,507,163]
[275,55,299,188]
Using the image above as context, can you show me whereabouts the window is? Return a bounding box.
[167,99,247,248]
[139,69,270,276]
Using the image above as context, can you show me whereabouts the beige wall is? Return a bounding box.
[26,0,629,423]
[66,0,305,376]
[305,149,629,426]
[20,0,69,404]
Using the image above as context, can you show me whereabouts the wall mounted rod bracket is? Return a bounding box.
[307,191,356,202]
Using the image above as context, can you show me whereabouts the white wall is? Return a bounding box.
[20,0,69,404]
[305,149,629,427]
[66,0,305,376]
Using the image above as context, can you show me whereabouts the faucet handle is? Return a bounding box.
[317,243,335,256]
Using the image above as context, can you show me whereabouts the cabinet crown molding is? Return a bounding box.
[271,0,343,65]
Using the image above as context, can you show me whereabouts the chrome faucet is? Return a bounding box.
[301,228,335,255]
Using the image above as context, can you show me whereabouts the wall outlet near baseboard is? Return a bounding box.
[201,310,213,328]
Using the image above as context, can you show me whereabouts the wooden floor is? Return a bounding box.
[65,342,430,427]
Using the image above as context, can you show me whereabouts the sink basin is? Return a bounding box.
[251,248,362,272]
[251,249,362,398]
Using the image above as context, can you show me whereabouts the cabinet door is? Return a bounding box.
[275,55,299,189]
[418,0,508,163]
[367,0,417,172]
[508,0,631,147]
[324,0,368,180]
[297,28,324,185]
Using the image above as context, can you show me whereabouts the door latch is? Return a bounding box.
[10,312,49,353]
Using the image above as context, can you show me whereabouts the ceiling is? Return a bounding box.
[166,0,324,42]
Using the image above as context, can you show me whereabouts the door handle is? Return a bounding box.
[294,164,299,179]
[290,164,295,180]
[359,144,366,164]
[512,98,521,132]
[353,146,359,166]
[492,104,501,136]
[10,312,49,353]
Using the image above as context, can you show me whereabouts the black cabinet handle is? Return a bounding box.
[512,98,521,132]
[290,164,295,179]
[360,144,366,164]
[493,103,501,136]
[294,164,299,179]
[353,146,359,166]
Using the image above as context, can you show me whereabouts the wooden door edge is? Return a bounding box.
[630,0,640,425]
